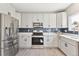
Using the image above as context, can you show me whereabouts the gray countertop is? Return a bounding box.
[60,33,79,42]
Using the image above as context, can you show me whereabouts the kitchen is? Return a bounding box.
[0,3,79,56]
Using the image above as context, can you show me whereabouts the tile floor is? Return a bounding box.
[16,48,65,56]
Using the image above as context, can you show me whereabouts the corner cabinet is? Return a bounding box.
[59,36,79,56]
[56,12,67,28]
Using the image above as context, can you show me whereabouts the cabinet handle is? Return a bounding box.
[65,43,68,47]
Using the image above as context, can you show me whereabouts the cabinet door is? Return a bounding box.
[52,34,58,47]
[44,35,49,47]
[19,34,27,48]
[32,14,43,22]
[59,39,67,54]
[26,35,32,48]
[19,33,32,48]
[43,14,50,28]
[50,14,56,28]
[21,14,32,28]
[62,12,67,28]
[56,13,62,28]
[44,35,54,48]
[47,35,54,47]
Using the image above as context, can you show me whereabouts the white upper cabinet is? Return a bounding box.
[49,14,56,28]
[43,13,56,28]
[32,14,43,22]
[21,14,33,28]
[21,12,67,28]
[43,14,50,28]
[56,12,62,28]
[62,12,67,28]
[56,12,67,28]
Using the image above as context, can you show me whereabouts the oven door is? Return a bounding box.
[32,37,44,45]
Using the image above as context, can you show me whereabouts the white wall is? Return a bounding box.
[66,3,79,31]
[0,3,21,27]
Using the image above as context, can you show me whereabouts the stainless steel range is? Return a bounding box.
[32,22,44,45]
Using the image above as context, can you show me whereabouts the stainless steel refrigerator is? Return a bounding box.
[0,14,19,56]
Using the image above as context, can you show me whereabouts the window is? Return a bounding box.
[68,13,79,31]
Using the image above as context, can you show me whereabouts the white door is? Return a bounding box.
[62,12,67,28]
[19,33,32,48]
[21,14,32,28]
[44,34,54,48]
[59,39,66,53]
[43,14,50,28]
[32,14,43,22]
[49,14,56,28]
[47,35,54,47]
[26,35,32,48]
[56,13,62,28]
[19,34,27,48]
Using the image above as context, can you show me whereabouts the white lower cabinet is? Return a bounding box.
[59,37,78,56]
[44,33,58,48]
[59,39,68,55]
[19,33,32,48]
[44,35,53,48]
[66,43,77,56]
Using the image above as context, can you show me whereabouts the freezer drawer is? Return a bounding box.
[4,47,14,56]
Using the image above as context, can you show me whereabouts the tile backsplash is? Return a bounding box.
[18,28,78,34]
[18,28,33,32]
[18,28,58,32]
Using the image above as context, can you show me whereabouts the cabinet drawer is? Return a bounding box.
[61,37,77,46]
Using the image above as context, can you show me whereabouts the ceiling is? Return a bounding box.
[11,3,71,13]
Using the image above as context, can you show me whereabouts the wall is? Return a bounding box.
[0,3,21,27]
[66,3,79,31]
